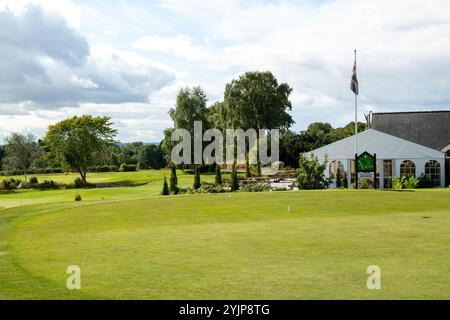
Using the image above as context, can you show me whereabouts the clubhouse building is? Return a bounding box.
[308,111,450,189]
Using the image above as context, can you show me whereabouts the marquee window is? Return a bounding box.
[425,160,441,187]
[329,160,344,179]
[400,160,416,178]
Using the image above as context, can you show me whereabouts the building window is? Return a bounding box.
[425,160,441,187]
[400,160,416,178]
[383,160,393,188]
[329,160,344,179]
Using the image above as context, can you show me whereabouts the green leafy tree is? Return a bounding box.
[231,163,239,192]
[215,165,222,185]
[297,154,329,190]
[164,86,209,164]
[140,144,166,169]
[223,71,294,131]
[222,71,294,164]
[170,166,179,194]
[43,115,117,186]
[193,166,201,189]
[162,177,169,195]
[3,133,43,181]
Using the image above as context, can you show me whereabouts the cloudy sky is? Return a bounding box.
[0,0,449,143]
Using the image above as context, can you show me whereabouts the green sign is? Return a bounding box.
[357,152,375,172]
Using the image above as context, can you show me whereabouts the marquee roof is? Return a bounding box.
[308,129,445,160]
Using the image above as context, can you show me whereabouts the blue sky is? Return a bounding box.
[1,0,450,142]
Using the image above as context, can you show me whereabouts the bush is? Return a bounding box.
[198,182,225,194]
[88,165,118,173]
[297,154,329,190]
[137,162,148,170]
[0,180,14,191]
[119,163,137,172]
[403,175,419,189]
[241,183,271,192]
[74,178,83,188]
[358,178,373,189]
[162,177,169,195]
[392,176,403,190]
[74,193,82,201]
[29,176,39,184]
[38,180,58,190]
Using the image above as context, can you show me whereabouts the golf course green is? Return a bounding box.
[1,170,449,299]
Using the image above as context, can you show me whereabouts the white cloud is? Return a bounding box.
[0,4,176,108]
[1,0,450,143]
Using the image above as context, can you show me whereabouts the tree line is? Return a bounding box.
[0,70,366,186]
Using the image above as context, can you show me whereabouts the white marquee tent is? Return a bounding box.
[308,129,446,188]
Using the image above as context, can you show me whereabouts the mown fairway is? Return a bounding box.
[0,171,449,299]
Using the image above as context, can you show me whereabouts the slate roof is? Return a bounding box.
[372,111,450,151]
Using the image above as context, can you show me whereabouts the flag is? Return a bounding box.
[350,63,359,95]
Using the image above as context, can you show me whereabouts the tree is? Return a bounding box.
[223,71,294,131]
[231,163,239,192]
[140,144,166,169]
[3,133,43,181]
[297,154,329,190]
[170,166,179,194]
[215,165,222,185]
[162,177,169,195]
[221,71,294,165]
[0,145,5,170]
[193,166,201,189]
[165,86,209,165]
[43,115,117,186]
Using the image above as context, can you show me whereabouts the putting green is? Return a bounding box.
[1,189,450,299]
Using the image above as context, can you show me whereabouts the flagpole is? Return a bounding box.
[354,49,358,156]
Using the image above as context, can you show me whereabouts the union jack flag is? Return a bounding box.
[350,63,359,95]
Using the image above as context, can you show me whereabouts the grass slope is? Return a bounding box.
[1,186,449,299]
[0,170,223,209]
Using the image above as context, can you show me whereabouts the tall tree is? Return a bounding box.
[170,166,179,194]
[222,71,294,166]
[169,86,209,133]
[43,115,117,186]
[193,166,201,190]
[3,133,43,180]
[215,165,222,185]
[163,86,209,164]
[140,144,166,169]
[223,71,294,131]
[231,163,239,192]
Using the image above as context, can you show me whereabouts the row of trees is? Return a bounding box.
[161,71,294,165]
[0,116,167,186]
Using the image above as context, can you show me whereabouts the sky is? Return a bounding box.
[0,0,450,143]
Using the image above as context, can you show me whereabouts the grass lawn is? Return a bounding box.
[0,170,222,209]
[1,172,449,299]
